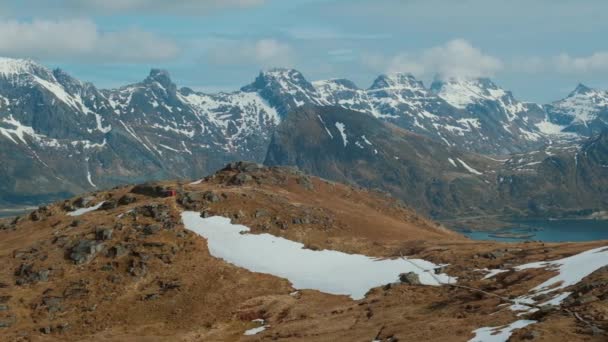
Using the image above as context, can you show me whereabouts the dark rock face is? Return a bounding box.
[265,106,608,218]
[265,106,495,217]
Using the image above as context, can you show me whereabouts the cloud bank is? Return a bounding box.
[366,39,503,79]
[13,0,266,15]
[206,39,294,68]
[0,19,179,63]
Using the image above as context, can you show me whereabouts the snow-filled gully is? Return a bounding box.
[181,211,455,300]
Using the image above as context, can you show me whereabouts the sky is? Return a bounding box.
[1,0,608,103]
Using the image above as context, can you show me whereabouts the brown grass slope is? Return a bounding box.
[0,163,605,341]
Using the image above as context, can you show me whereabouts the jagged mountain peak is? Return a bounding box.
[0,56,57,82]
[242,68,314,92]
[570,83,593,96]
[144,68,175,91]
[369,73,424,91]
[0,57,45,76]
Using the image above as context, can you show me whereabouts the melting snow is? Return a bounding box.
[244,326,266,336]
[244,319,267,336]
[335,122,348,147]
[471,245,608,340]
[317,115,333,139]
[514,246,608,297]
[457,158,483,175]
[67,202,105,217]
[448,158,457,168]
[469,320,537,342]
[181,212,455,300]
[361,135,373,146]
[482,269,509,280]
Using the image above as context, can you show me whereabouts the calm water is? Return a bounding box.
[0,207,36,218]
[463,219,608,242]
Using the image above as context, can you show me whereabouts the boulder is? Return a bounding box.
[15,263,50,285]
[399,272,421,285]
[74,196,95,208]
[109,244,128,259]
[118,194,137,205]
[95,228,113,241]
[254,209,269,218]
[69,240,104,264]
[203,191,220,203]
[131,183,167,197]
[230,173,253,185]
[223,161,264,173]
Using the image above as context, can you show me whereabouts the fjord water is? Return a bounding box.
[463,219,608,242]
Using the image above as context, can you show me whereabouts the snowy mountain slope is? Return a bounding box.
[544,84,608,136]
[312,73,552,154]
[0,57,602,208]
[0,60,281,206]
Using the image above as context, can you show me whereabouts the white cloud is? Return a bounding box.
[378,39,503,79]
[206,39,293,67]
[554,52,608,74]
[16,0,265,15]
[0,19,179,63]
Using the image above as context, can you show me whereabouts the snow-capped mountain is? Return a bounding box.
[313,73,551,154]
[0,57,601,207]
[544,84,608,136]
[0,59,281,206]
[430,77,549,148]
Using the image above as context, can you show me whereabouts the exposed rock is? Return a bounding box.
[128,259,148,277]
[142,224,161,236]
[69,240,104,264]
[399,272,421,285]
[254,209,269,218]
[292,216,311,225]
[118,194,137,205]
[15,263,50,285]
[297,176,314,190]
[43,296,64,313]
[484,251,505,259]
[203,191,220,203]
[135,204,171,221]
[109,244,128,259]
[575,295,599,306]
[131,183,167,197]
[74,196,95,208]
[230,173,253,185]
[522,330,541,340]
[100,200,118,211]
[223,161,264,173]
[95,228,113,241]
[529,304,558,320]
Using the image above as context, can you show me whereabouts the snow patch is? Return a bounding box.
[457,158,483,175]
[67,202,105,217]
[181,212,455,300]
[469,320,537,342]
[335,122,348,147]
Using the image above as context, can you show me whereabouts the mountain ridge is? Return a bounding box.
[0,56,606,211]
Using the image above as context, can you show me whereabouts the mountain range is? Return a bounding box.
[1,57,608,217]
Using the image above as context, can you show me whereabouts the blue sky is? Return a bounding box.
[1,0,607,102]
